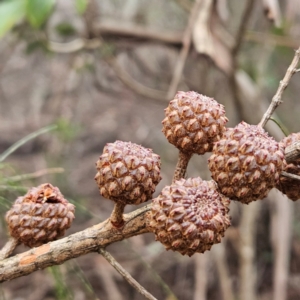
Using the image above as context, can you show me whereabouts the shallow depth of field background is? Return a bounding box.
[1,0,300,299]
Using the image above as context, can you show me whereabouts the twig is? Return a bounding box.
[172,150,193,182]
[0,238,19,260]
[281,171,300,181]
[98,248,157,300]
[96,260,123,300]
[167,0,203,99]
[0,204,151,282]
[285,141,300,163]
[3,168,64,182]
[110,202,126,227]
[258,47,300,128]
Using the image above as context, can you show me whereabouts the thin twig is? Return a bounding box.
[285,141,300,164]
[0,238,19,260]
[167,0,203,99]
[258,47,300,128]
[172,150,193,182]
[0,204,151,282]
[110,202,126,227]
[98,248,157,300]
[281,171,300,181]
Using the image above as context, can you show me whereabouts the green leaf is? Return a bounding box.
[26,0,56,28]
[75,0,87,15]
[0,0,26,39]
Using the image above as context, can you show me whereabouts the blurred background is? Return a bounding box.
[0,0,300,299]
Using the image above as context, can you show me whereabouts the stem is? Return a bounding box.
[0,238,19,260]
[99,248,158,300]
[172,150,193,182]
[269,117,289,137]
[110,202,126,227]
[285,141,300,164]
[258,47,300,128]
[281,171,300,181]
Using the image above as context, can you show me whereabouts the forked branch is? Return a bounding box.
[0,205,151,283]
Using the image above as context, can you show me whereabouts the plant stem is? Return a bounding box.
[0,238,19,260]
[172,150,193,182]
[110,202,126,227]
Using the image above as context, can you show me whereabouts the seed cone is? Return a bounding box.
[5,183,75,248]
[277,133,300,201]
[95,141,162,205]
[162,91,228,154]
[149,177,231,256]
[208,121,285,204]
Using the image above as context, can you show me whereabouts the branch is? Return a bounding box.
[281,171,300,181]
[0,204,151,282]
[99,248,157,300]
[285,141,300,163]
[0,238,19,260]
[258,47,300,128]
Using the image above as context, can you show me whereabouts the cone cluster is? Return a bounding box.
[95,140,162,205]
[276,133,300,201]
[6,183,75,248]
[208,121,285,204]
[162,91,228,155]
[149,178,231,256]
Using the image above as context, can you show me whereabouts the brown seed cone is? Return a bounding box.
[162,91,228,154]
[95,141,162,205]
[149,177,231,256]
[208,121,285,204]
[5,183,75,248]
[277,133,300,200]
